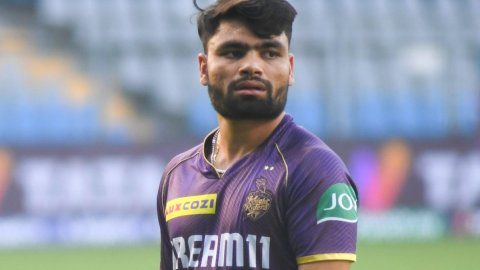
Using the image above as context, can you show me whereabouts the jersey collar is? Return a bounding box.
[197,114,294,179]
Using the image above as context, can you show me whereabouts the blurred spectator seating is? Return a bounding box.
[0,0,478,145]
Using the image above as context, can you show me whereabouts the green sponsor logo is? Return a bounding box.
[316,183,358,224]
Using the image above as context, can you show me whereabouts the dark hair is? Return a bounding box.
[194,0,297,52]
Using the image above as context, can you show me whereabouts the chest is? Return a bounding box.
[164,159,287,237]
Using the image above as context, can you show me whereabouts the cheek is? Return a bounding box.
[208,72,223,86]
[207,66,229,87]
[270,64,291,84]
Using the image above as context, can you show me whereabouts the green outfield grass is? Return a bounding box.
[0,238,478,270]
[0,245,160,270]
[354,238,479,270]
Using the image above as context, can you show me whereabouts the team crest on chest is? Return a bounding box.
[244,177,273,221]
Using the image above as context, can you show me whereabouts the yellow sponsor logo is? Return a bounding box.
[165,194,217,221]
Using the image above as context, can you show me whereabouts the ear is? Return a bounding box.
[288,53,295,86]
[198,53,208,86]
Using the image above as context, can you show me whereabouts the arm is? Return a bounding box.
[299,261,352,270]
[283,147,358,270]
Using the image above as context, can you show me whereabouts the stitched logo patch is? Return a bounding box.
[244,178,273,221]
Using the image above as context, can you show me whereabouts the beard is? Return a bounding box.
[208,75,289,120]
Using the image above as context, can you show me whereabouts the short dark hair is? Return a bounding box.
[194,0,297,52]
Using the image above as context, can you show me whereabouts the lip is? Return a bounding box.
[234,80,266,93]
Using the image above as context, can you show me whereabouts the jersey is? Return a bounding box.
[157,114,358,270]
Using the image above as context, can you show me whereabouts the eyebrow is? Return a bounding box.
[216,41,250,52]
[255,40,285,50]
[216,40,286,52]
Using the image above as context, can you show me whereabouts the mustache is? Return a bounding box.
[228,75,272,91]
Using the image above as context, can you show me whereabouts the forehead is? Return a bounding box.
[207,20,289,51]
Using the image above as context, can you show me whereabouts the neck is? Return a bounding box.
[213,112,285,171]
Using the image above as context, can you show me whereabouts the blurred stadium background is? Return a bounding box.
[0,0,479,269]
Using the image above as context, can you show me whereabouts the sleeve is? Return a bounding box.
[285,148,358,265]
[157,172,173,270]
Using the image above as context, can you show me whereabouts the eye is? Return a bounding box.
[263,50,280,59]
[222,50,245,59]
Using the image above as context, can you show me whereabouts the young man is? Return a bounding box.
[157,0,358,269]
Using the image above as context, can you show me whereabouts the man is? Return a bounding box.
[157,0,358,269]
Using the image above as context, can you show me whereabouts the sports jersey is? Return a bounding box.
[157,114,358,270]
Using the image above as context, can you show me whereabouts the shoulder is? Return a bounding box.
[158,144,203,209]
[162,143,202,178]
[277,123,351,189]
[280,123,346,170]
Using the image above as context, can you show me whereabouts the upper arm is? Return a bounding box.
[298,260,353,270]
[284,148,358,265]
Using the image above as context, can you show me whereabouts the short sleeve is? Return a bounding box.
[285,149,358,265]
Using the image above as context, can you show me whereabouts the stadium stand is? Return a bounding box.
[0,22,138,144]
[0,0,478,145]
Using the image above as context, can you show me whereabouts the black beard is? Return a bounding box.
[208,76,288,120]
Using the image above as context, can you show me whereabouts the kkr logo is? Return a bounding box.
[316,183,358,224]
[165,194,217,221]
[244,178,273,221]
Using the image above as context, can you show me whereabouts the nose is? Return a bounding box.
[238,51,263,77]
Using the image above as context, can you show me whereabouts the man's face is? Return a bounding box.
[198,20,294,120]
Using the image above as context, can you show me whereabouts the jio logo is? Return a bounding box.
[324,192,357,212]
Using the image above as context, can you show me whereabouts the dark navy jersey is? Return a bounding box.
[157,114,358,270]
